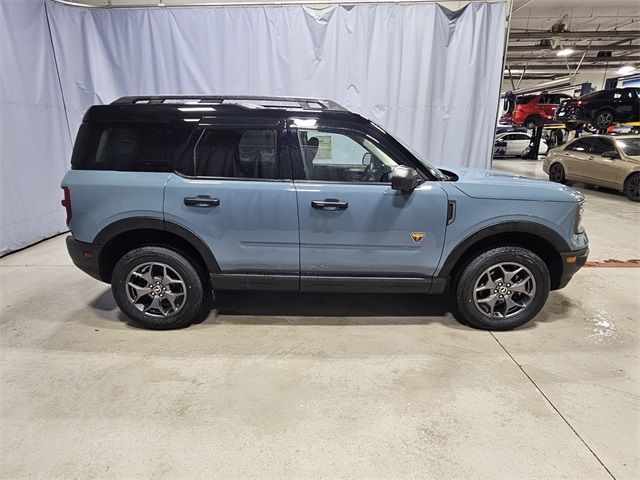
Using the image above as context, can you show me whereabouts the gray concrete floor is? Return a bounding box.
[1,159,638,479]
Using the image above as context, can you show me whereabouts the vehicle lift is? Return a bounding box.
[521,124,565,159]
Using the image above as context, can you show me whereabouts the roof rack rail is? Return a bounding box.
[112,95,347,111]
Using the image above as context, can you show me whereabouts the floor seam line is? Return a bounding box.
[489,332,616,480]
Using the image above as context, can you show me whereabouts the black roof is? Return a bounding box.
[84,95,362,123]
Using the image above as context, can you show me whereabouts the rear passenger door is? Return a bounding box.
[164,116,300,287]
[578,137,621,185]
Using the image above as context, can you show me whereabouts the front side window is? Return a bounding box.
[583,137,614,155]
[297,129,401,182]
[181,128,278,179]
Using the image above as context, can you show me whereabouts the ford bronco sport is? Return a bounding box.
[62,96,588,330]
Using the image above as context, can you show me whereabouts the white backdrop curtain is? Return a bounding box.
[1,0,505,255]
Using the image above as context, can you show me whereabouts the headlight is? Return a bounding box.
[575,200,585,233]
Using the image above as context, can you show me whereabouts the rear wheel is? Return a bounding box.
[593,109,615,129]
[548,163,567,184]
[455,247,550,330]
[111,246,205,329]
[624,173,640,202]
[525,116,542,130]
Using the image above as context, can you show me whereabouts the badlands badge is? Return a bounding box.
[410,232,425,244]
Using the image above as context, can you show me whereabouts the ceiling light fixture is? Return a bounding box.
[616,65,637,75]
[556,48,575,57]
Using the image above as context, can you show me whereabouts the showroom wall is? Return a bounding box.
[1,0,505,255]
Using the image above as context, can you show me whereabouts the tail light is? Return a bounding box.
[61,186,72,225]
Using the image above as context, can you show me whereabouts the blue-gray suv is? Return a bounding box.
[62,96,588,330]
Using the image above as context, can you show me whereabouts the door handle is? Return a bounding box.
[184,196,220,207]
[311,199,348,211]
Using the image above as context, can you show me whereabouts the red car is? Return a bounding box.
[502,93,573,129]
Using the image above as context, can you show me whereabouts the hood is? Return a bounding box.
[438,167,583,202]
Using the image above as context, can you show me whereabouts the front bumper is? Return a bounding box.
[556,246,589,290]
[66,235,104,282]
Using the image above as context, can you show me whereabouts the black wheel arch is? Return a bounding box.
[93,217,220,283]
[438,221,568,291]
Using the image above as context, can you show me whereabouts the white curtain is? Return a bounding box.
[1,1,505,255]
[0,0,73,255]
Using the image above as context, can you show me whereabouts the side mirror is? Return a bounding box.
[601,150,619,159]
[391,166,420,192]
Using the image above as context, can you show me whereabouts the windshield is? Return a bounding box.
[615,138,640,156]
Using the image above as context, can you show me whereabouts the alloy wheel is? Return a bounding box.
[473,262,536,319]
[549,163,564,183]
[595,112,613,128]
[125,262,187,317]
[627,175,640,201]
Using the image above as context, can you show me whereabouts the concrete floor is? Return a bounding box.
[1,159,638,479]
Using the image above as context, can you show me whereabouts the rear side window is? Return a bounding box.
[516,95,536,104]
[177,128,278,179]
[566,139,590,152]
[72,121,194,171]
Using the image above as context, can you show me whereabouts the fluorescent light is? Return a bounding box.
[292,118,318,128]
[617,65,637,75]
[178,107,215,112]
[556,48,575,57]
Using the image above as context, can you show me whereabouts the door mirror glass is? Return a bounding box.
[601,150,619,159]
[391,166,419,192]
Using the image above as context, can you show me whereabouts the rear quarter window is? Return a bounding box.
[71,121,195,171]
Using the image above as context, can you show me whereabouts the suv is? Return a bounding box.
[555,87,640,130]
[62,95,588,331]
[501,93,573,129]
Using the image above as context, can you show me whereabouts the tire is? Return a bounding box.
[548,162,567,184]
[624,172,640,202]
[592,109,615,129]
[111,246,205,329]
[525,116,542,130]
[455,246,550,331]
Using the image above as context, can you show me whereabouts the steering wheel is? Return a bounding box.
[361,154,388,182]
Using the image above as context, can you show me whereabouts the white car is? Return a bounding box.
[494,132,548,157]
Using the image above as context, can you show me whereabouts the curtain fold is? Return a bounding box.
[1,1,505,255]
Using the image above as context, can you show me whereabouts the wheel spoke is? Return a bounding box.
[504,267,524,284]
[478,294,499,315]
[132,269,153,285]
[164,291,183,311]
[143,296,166,316]
[128,283,150,301]
[510,279,531,295]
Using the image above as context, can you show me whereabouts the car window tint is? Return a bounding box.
[75,121,194,171]
[513,134,530,140]
[188,128,278,179]
[566,139,590,152]
[582,137,614,155]
[297,129,401,183]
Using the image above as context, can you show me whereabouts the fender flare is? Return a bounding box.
[437,221,569,277]
[93,217,220,272]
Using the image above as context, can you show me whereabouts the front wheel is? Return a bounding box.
[111,246,205,329]
[455,247,550,330]
[593,109,615,129]
[624,173,640,202]
[548,162,567,184]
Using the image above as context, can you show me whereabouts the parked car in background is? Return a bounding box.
[62,95,588,331]
[543,134,640,201]
[494,132,548,157]
[501,93,573,129]
[496,123,528,135]
[555,87,640,130]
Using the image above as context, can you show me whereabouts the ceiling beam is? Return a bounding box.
[504,64,637,71]
[507,55,640,63]
[507,44,640,52]
[509,30,640,40]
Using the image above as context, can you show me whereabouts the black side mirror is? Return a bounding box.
[391,166,420,192]
[601,150,619,159]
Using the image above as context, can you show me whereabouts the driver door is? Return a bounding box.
[288,117,449,291]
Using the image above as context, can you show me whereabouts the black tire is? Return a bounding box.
[624,172,640,202]
[525,116,542,130]
[592,109,615,129]
[455,246,550,331]
[548,162,567,184]
[111,246,205,329]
